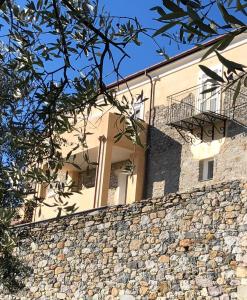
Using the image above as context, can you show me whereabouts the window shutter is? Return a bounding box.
[199,160,203,181]
[198,64,222,113]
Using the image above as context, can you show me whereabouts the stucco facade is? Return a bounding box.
[33,112,146,221]
[32,33,247,222]
[114,34,247,198]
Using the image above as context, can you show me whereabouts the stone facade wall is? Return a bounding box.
[223,82,247,128]
[145,99,247,198]
[145,105,183,197]
[1,180,247,300]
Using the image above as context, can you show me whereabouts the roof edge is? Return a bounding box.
[107,33,244,90]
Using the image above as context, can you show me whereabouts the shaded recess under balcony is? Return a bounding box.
[33,112,147,222]
[166,84,247,143]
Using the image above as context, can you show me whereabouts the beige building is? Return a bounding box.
[33,33,247,222]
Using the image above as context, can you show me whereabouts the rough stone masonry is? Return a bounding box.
[0,180,247,300]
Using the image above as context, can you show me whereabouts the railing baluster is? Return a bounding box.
[166,84,231,124]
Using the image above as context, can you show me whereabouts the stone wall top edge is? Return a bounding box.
[13,179,246,232]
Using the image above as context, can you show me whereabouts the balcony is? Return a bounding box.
[166,84,247,142]
[33,112,147,222]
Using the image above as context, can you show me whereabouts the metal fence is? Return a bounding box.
[166,84,247,127]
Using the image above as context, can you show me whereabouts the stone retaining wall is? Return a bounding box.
[1,180,247,300]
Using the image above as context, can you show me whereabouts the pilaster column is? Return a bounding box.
[94,136,113,207]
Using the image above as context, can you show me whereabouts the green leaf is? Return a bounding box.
[217,34,236,51]
[183,0,201,9]
[35,45,46,51]
[215,51,245,72]
[187,6,200,21]
[194,20,216,34]
[150,6,166,17]
[182,23,205,36]
[153,22,178,37]
[37,0,43,10]
[199,65,225,83]
[56,207,62,218]
[201,86,219,94]
[236,0,247,15]
[201,41,222,61]
[162,0,185,13]
[218,2,245,27]
[157,11,187,20]
[114,132,123,143]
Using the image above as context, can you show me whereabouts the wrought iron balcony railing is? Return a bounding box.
[166,84,247,142]
[166,84,247,127]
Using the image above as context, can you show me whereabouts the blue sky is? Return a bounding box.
[4,0,242,84]
[2,0,179,83]
[102,0,189,80]
[1,0,182,85]
[102,1,246,82]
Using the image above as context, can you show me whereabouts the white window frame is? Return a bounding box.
[133,101,144,120]
[199,158,214,181]
[197,65,222,114]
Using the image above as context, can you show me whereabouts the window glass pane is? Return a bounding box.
[207,160,214,179]
[133,102,144,119]
[201,100,207,112]
[199,159,214,181]
[202,81,207,100]
[134,103,141,118]
[210,97,217,112]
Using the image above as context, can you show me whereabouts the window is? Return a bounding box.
[198,65,222,113]
[47,172,67,198]
[199,158,214,181]
[133,101,144,120]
